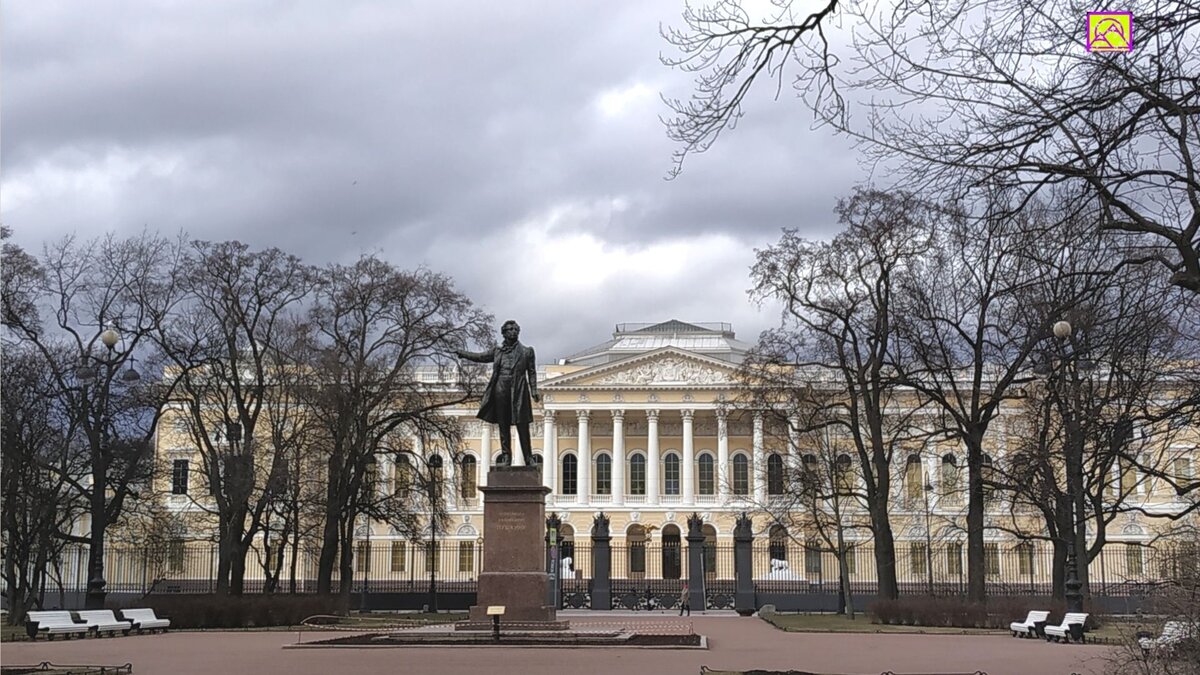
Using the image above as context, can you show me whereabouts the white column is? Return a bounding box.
[753,412,766,504]
[481,423,493,486]
[682,409,695,505]
[717,410,730,502]
[542,412,556,492]
[577,410,590,503]
[647,409,660,506]
[611,410,625,506]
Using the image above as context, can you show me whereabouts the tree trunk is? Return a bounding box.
[316,515,339,595]
[965,433,986,603]
[85,472,108,610]
[871,504,899,600]
[1051,538,1067,600]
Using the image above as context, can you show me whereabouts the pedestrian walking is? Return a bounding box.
[679,582,691,616]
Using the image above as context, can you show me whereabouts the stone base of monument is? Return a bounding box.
[461,466,570,632]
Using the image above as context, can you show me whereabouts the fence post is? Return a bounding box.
[686,513,706,612]
[733,513,755,616]
[591,513,612,610]
[546,513,561,609]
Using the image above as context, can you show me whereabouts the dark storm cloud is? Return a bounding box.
[2,0,862,359]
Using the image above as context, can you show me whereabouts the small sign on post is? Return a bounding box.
[487,605,505,641]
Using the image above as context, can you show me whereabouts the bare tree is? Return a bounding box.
[664,0,1200,294]
[1,344,85,624]
[302,256,489,600]
[2,232,186,608]
[746,188,936,599]
[153,241,313,595]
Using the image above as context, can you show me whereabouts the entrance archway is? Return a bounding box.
[662,524,682,579]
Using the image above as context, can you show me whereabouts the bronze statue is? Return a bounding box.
[456,319,540,466]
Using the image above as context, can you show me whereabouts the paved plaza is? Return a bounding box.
[2,613,1116,675]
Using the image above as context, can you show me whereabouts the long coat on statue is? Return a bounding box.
[459,342,538,425]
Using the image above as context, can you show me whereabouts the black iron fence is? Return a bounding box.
[15,539,1191,610]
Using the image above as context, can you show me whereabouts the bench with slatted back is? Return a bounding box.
[1044,612,1090,643]
[76,609,133,637]
[120,608,171,633]
[26,611,90,640]
[1009,610,1050,638]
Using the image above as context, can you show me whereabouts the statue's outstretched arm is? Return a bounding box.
[456,347,495,363]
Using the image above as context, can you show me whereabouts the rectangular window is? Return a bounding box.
[561,458,577,495]
[390,541,406,573]
[167,539,185,572]
[1017,542,1035,576]
[843,548,856,575]
[459,541,475,573]
[905,462,923,507]
[1120,462,1138,494]
[698,458,715,495]
[805,543,823,576]
[910,543,928,575]
[664,457,680,496]
[355,542,371,573]
[947,543,963,576]
[984,543,1000,576]
[1125,544,1144,576]
[171,459,189,495]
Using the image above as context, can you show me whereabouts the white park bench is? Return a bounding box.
[1009,610,1050,638]
[1139,620,1198,655]
[119,608,171,633]
[25,611,90,640]
[1044,612,1090,643]
[76,609,133,636]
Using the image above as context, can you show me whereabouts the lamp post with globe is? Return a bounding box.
[1035,319,1089,613]
[76,324,142,609]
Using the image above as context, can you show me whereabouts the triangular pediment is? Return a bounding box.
[545,347,738,388]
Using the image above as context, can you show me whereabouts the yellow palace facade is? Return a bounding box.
[143,320,1195,595]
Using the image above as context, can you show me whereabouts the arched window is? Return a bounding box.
[664,452,681,495]
[698,454,715,495]
[732,454,750,496]
[393,453,412,496]
[561,454,577,495]
[662,524,682,579]
[428,454,444,491]
[940,454,958,502]
[595,453,612,495]
[629,453,646,495]
[560,524,575,568]
[627,524,646,578]
[702,524,718,577]
[459,455,477,498]
[981,454,994,504]
[767,453,785,495]
[769,524,788,563]
[905,454,923,506]
[835,454,853,492]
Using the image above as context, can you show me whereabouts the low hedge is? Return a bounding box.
[867,596,1103,630]
[109,593,349,629]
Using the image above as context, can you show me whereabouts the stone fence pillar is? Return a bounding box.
[591,513,612,610]
[734,512,755,616]
[686,513,706,612]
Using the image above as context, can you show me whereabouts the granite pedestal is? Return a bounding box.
[461,466,568,630]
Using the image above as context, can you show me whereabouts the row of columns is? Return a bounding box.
[473,409,784,507]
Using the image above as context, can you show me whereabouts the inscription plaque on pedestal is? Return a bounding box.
[464,466,567,629]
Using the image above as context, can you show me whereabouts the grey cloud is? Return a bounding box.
[3,0,860,360]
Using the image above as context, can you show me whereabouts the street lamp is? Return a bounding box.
[923,478,935,596]
[76,324,142,610]
[1039,320,1087,613]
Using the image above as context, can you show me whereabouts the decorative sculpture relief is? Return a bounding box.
[591,356,733,386]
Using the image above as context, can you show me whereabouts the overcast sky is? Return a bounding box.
[2,1,865,360]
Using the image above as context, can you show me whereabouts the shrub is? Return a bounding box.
[866,596,1102,630]
[109,594,349,629]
